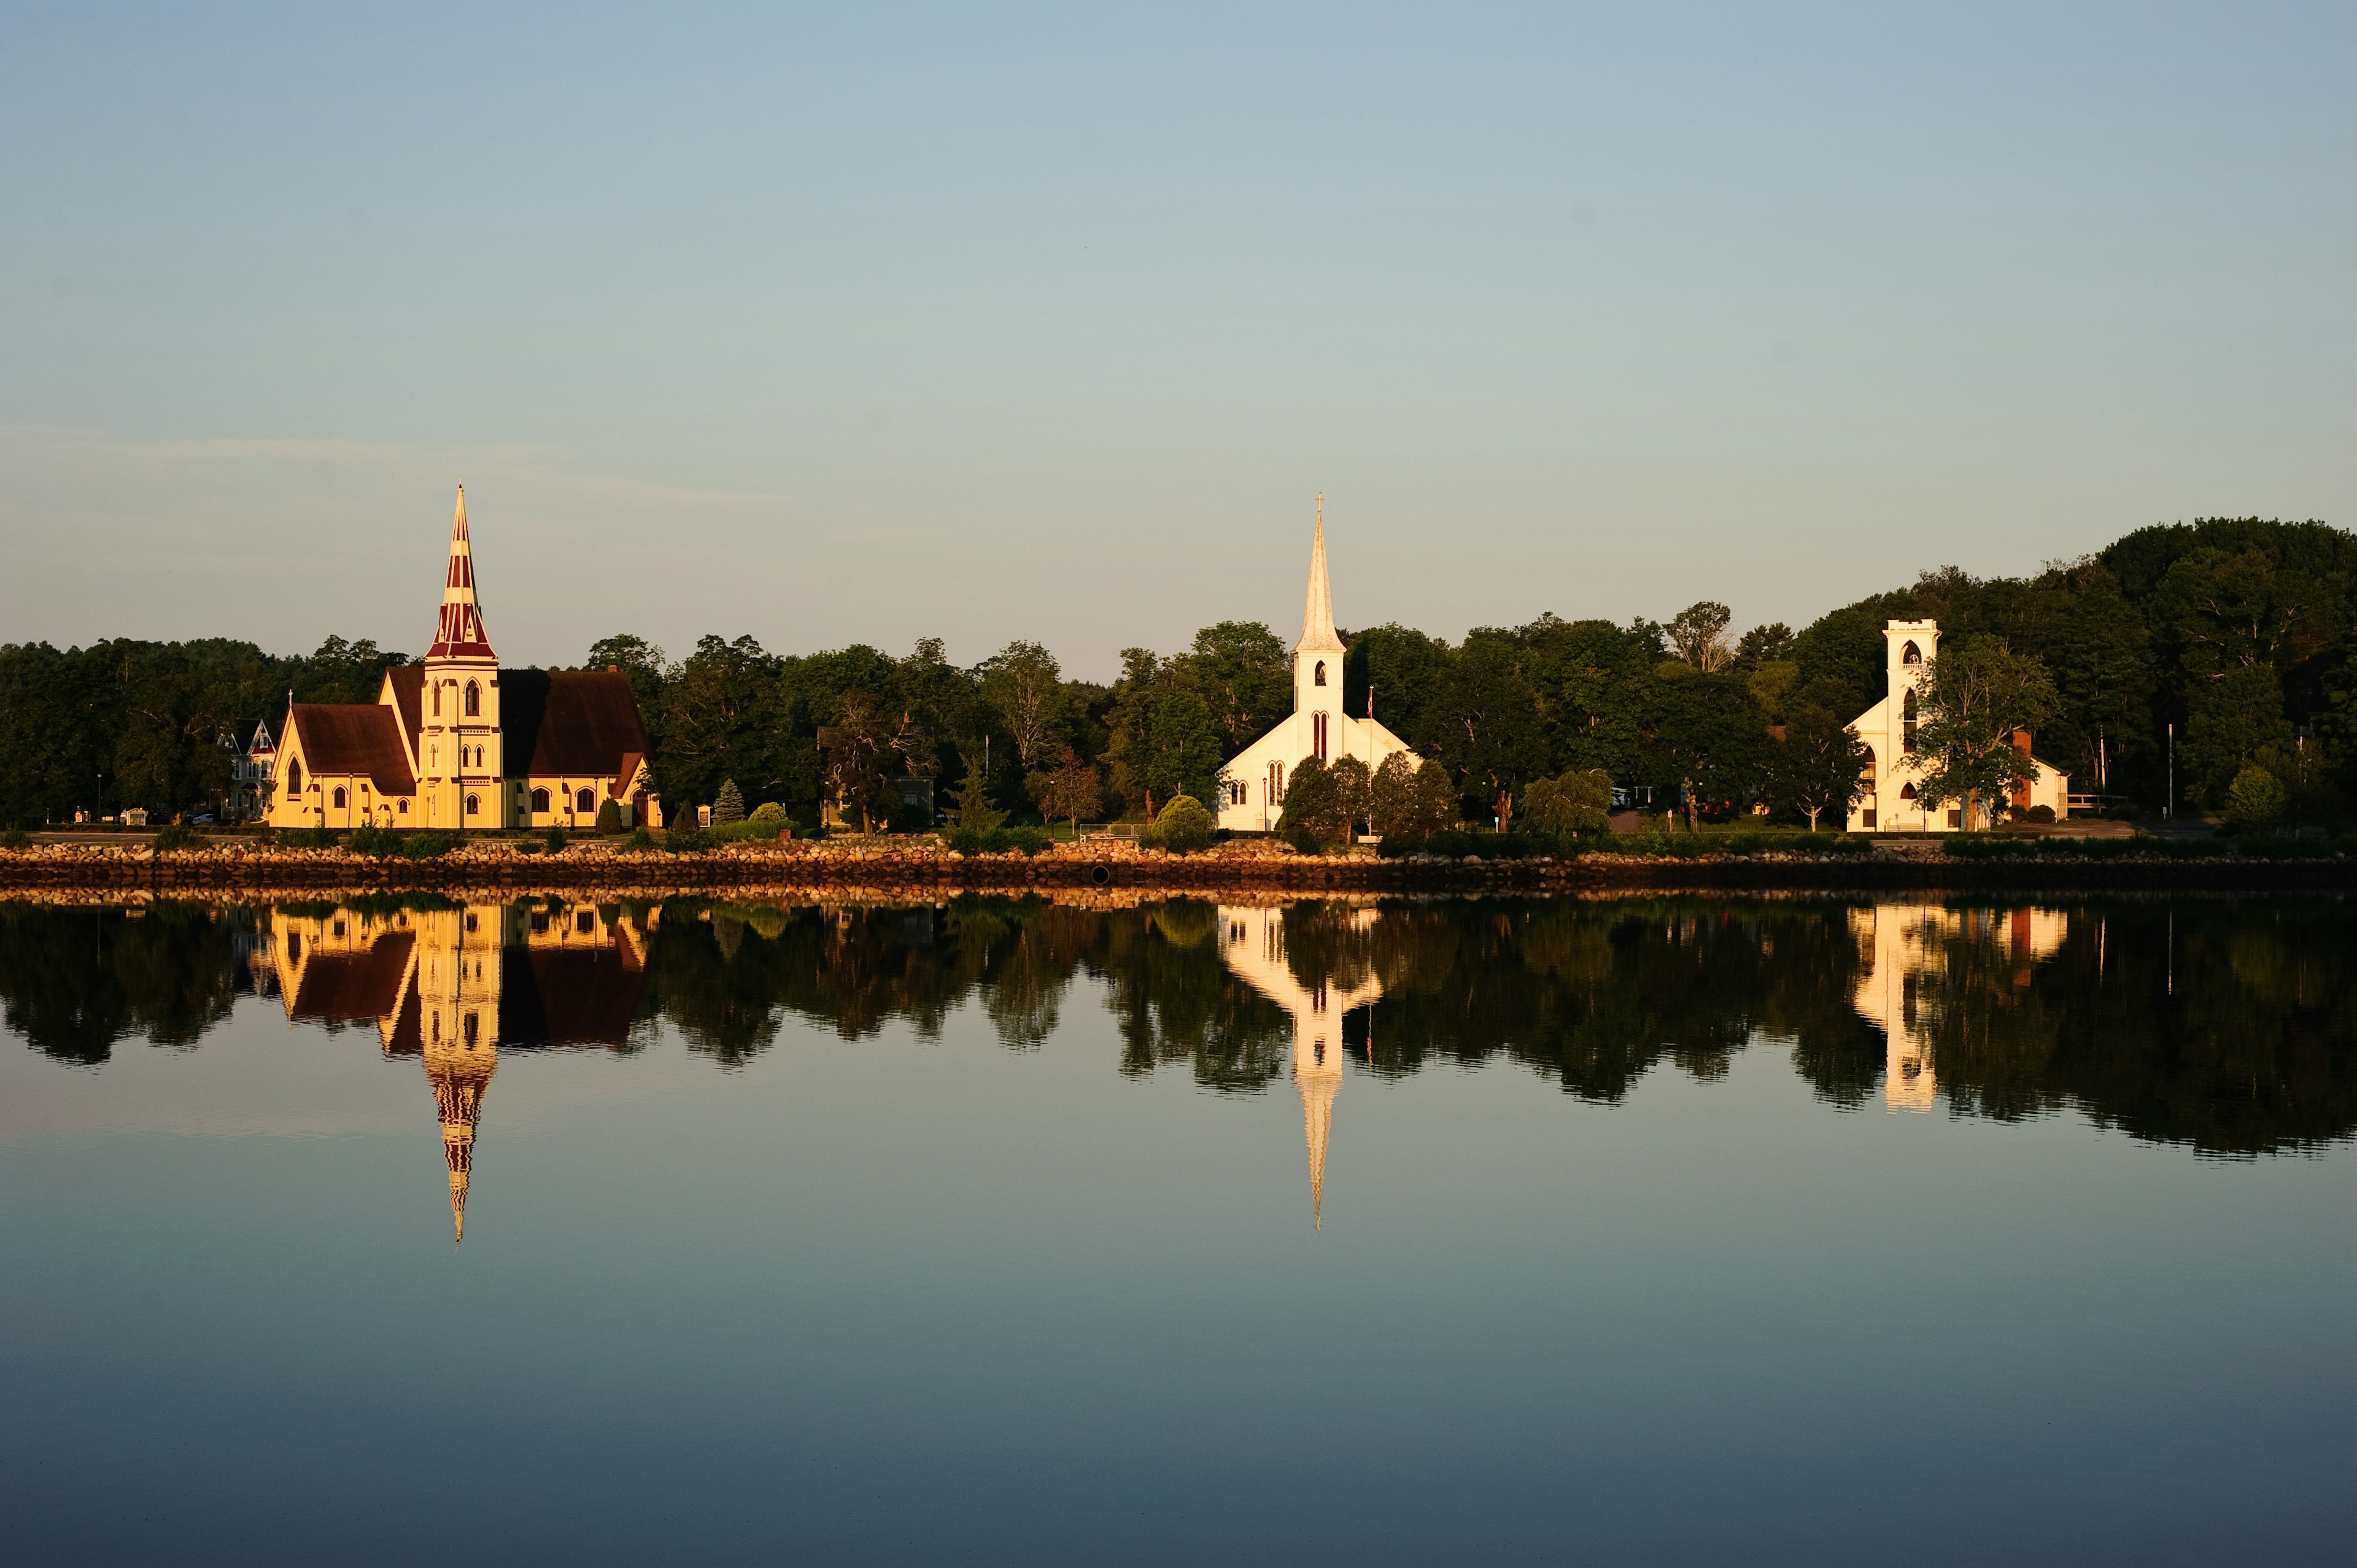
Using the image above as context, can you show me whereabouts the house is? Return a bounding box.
[266,487,659,832]
[1215,500,1421,833]
[1846,619,2068,831]
[223,719,276,821]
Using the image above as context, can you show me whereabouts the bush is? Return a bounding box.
[887,797,934,834]
[595,798,623,833]
[749,801,789,826]
[2224,766,2288,833]
[1150,795,1216,853]
[2026,804,2057,824]
[944,825,1051,855]
[0,827,31,851]
[400,831,457,859]
[347,824,400,857]
[544,827,570,854]
[623,827,657,852]
[150,824,202,853]
[667,824,710,854]
[279,827,337,849]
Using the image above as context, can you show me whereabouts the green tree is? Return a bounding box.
[1521,768,1612,835]
[1367,754,1457,841]
[1151,794,1216,852]
[1769,705,1875,830]
[1275,755,1347,848]
[2221,766,2286,832]
[1146,690,1223,813]
[1910,637,2059,830]
[2179,663,2294,808]
[1327,755,1372,841]
[950,759,1008,830]
[1666,602,1735,671]
[1172,621,1291,755]
[978,639,1067,771]
[713,779,746,825]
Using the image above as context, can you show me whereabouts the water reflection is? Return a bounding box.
[267,898,652,1238]
[5,894,2354,1184]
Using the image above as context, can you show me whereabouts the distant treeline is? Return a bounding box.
[3,516,2353,825]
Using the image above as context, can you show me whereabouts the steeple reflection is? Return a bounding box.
[1218,904,1384,1226]
[262,898,656,1240]
[1850,905,2070,1113]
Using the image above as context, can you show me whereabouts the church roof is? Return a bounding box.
[498,669,650,784]
[285,929,416,1025]
[288,703,419,796]
[1297,497,1345,654]
[384,665,425,747]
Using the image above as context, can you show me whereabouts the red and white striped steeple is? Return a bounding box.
[426,485,497,662]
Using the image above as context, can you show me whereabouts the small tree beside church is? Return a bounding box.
[1768,705,1874,831]
[1910,637,2057,831]
[1277,755,1347,850]
[713,779,746,825]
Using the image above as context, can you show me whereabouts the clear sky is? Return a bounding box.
[3,2,2350,680]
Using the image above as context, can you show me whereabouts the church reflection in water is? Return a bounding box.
[264,900,656,1241]
[1850,903,2069,1111]
[1217,903,1383,1227]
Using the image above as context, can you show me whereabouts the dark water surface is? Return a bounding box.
[3,894,2351,1565]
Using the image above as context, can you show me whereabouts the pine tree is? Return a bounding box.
[950,765,1006,831]
[713,779,745,825]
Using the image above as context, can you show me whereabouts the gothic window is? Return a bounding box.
[465,793,480,816]
[1314,712,1328,760]
[531,787,551,813]
[1902,641,1922,666]
[463,1011,479,1048]
[1900,783,1918,800]
[332,787,347,808]
[464,680,481,717]
[287,760,303,796]
[398,800,408,815]
[1902,689,1919,753]
[1314,661,1327,687]
[575,788,595,814]
[286,932,301,960]
[433,682,441,717]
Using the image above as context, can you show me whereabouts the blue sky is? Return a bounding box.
[3,2,2349,679]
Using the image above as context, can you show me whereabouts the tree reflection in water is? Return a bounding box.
[4,894,2355,1159]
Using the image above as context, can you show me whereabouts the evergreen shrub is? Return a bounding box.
[400,831,457,859]
[945,825,1051,855]
[596,798,624,833]
[1147,795,1215,853]
[150,824,202,852]
[0,827,31,850]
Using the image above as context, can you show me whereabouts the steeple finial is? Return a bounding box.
[1296,493,1344,654]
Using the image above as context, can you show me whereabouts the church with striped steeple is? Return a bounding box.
[266,487,660,832]
[1214,498,1420,833]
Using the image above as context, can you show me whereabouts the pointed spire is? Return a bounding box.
[1296,493,1344,654]
[427,484,496,662]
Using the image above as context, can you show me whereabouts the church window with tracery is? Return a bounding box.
[575,788,595,814]
[1902,689,1919,753]
[465,793,480,816]
[464,680,480,717]
[532,787,550,813]
[332,787,347,808]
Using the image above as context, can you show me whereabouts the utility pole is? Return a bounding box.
[2165,723,2173,821]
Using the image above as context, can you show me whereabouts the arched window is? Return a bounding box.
[464,680,480,717]
[463,1011,479,1048]
[531,787,550,813]
[1902,640,1922,666]
[432,682,441,717]
[1900,783,1918,801]
[575,788,595,814]
[1314,661,1327,687]
[1902,689,1919,753]
[287,759,303,796]
[332,786,347,808]
[465,793,480,816]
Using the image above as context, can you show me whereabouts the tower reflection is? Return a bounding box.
[264,899,656,1241]
[1849,904,2069,1112]
[1217,904,1384,1226]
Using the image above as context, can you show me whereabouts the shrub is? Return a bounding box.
[748,801,789,826]
[595,798,623,833]
[1151,795,1216,853]
[2224,766,2288,833]
[887,796,934,833]
[400,831,457,859]
[713,780,746,825]
[0,827,31,851]
[944,825,1051,855]
[544,827,570,854]
[622,827,657,852]
[280,827,337,849]
[2026,804,2057,824]
[347,824,400,857]
[150,823,202,852]
[667,824,710,854]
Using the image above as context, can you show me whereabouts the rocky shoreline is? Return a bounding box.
[2,836,2350,894]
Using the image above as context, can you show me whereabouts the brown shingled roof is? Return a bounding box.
[498,670,648,782]
[384,666,424,751]
[288,703,419,796]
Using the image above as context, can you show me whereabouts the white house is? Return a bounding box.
[1846,619,2069,832]
[1216,501,1420,833]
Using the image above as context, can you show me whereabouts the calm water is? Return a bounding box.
[2,893,2351,1565]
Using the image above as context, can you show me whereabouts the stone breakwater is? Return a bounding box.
[2,836,2351,894]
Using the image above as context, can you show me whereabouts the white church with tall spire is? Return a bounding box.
[1215,498,1420,833]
